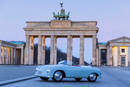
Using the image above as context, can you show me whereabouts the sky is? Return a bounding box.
[0,0,130,63]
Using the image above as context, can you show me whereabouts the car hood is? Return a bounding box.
[36,64,63,70]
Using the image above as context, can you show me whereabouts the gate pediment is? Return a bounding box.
[109,36,130,43]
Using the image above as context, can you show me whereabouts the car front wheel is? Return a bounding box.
[87,73,97,82]
[52,71,63,82]
[40,77,49,81]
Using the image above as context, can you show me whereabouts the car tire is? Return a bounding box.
[75,78,82,81]
[52,71,63,82]
[87,73,97,82]
[40,77,49,81]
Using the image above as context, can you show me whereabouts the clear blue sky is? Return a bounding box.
[0,0,130,63]
[0,0,130,41]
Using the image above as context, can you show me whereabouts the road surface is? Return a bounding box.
[1,66,130,87]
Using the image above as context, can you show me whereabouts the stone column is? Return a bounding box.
[6,47,8,64]
[42,36,46,64]
[54,36,57,65]
[118,46,120,66]
[8,48,11,64]
[128,47,130,66]
[0,46,2,64]
[96,48,100,66]
[109,46,112,66]
[107,47,110,66]
[13,48,16,64]
[10,48,13,64]
[7,48,10,64]
[29,36,34,65]
[92,35,97,65]
[80,35,84,65]
[2,47,5,64]
[11,48,14,64]
[7,48,9,64]
[25,35,30,65]
[50,35,57,65]
[21,47,24,64]
[38,35,42,65]
[67,35,72,65]
[50,35,54,64]
[0,45,1,64]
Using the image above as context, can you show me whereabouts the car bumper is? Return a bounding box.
[34,70,51,78]
[97,72,102,80]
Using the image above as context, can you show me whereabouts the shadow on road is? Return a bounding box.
[36,79,101,83]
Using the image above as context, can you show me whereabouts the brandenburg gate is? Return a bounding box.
[24,3,99,65]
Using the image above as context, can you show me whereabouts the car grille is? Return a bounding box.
[37,71,42,74]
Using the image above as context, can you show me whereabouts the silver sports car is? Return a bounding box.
[35,60,101,82]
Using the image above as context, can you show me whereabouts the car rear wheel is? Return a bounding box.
[87,73,97,82]
[40,77,49,81]
[52,71,63,82]
[75,78,82,81]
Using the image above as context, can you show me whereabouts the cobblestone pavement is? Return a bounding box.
[1,66,130,87]
[0,65,36,82]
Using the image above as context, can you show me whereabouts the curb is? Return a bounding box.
[0,75,38,86]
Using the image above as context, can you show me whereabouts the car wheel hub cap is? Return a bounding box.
[89,74,96,80]
[54,72,62,80]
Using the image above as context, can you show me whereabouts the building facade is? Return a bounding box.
[24,20,98,65]
[98,36,130,66]
[1,36,130,66]
[0,41,25,65]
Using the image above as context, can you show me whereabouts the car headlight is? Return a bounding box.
[36,66,41,70]
[46,69,50,73]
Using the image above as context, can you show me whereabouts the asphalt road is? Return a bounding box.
[0,65,36,82]
[1,66,130,87]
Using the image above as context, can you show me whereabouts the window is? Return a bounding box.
[121,49,125,53]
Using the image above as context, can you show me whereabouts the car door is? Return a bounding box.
[79,66,92,77]
[64,65,85,78]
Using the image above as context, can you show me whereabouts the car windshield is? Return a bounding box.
[58,60,78,65]
[58,60,68,65]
